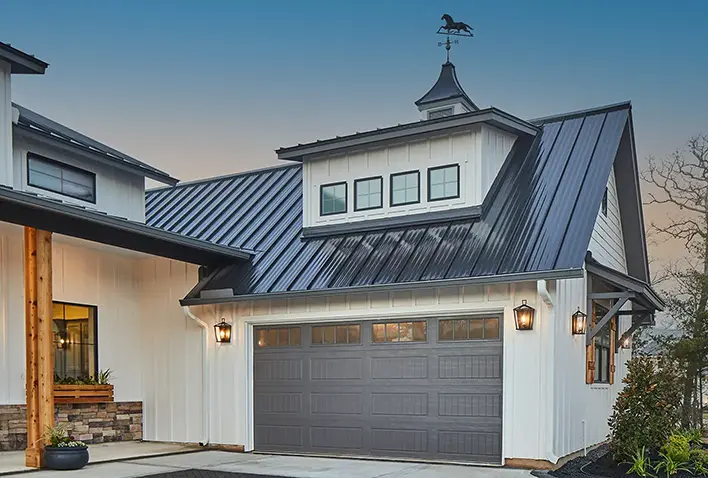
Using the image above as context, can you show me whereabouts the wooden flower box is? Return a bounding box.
[53,384,114,404]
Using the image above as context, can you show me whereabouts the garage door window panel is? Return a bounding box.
[312,324,361,345]
[373,320,427,343]
[256,326,302,347]
[439,317,500,341]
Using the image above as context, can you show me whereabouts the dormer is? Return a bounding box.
[276,60,537,237]
[415,62,478,120]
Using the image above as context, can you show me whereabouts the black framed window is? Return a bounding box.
[593,303,611,383]
[354,177,383,211]
[390,171,420,206]
[438,316,499,341]
[312,324,361,345]
[372,320,426,343]
[428,164,460,201]
[52,302,98,379]
[320,182,347,216]
[28,154,96,203]
[601,187,608,216]
[256,327,301,347]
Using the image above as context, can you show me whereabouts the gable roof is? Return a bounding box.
[0,41,48,74]
[13,103,178,185]
[146,102,642,304]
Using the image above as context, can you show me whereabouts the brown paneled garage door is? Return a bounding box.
[253,316,503,464]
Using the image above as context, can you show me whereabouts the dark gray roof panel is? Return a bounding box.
[13,103,177,185]
[415,62,478,110]
[145,104,634,301]
[0,41,48,74]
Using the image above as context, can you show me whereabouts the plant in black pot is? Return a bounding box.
[43,424,89,470]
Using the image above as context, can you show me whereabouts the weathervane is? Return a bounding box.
[437,14,473,62]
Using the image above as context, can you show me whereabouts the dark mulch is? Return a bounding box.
[549,444,702,478]
[138,471,287,478]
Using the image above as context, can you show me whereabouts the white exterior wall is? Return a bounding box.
[0,222,203,444]
[551,276,632,460]
[11,136,146,222]
[190,281,564,462]
[303,125,516,228]
[588,167,626,272]
[0,60,11,187]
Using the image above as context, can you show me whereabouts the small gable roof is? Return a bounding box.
[146,102,646,304]
[13,103,178,185]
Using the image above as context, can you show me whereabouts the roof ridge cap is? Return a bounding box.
[529,101,631,124]
[147,163,301,193]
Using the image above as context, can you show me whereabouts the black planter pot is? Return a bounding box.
[43,446,89,470]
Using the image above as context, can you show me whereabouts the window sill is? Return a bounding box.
[590,383,611,390]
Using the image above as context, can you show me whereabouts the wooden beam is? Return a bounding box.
[24,227,40,468]
[23,228,53,468]
[588,291,637,300]
[36,229,54,452]
[586,294,631,346]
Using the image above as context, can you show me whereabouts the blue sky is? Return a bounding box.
[2,0,707,181]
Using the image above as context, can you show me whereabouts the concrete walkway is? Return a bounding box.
[1,450,534,477]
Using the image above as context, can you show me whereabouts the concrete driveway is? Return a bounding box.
[2,450,534,477]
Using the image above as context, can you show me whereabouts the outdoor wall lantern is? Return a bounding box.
[513,300,535,330]
[571,308,587,335]
[621,336,631,349]
[214,319,232,343]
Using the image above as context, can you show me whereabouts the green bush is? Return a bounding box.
[624,447,654,477]
[681,428,704,448]
[607,357,683,461]
[661,433,691,463]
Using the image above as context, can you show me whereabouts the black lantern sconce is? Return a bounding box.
[214,319,232,343]
[513,300,535,330]
[571,308,587,335]
[56,331,68,349]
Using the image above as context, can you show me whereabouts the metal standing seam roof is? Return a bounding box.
[415,61,478,110]
[0,41,48,74]
[12,103,178,185]
[145,102,635,303]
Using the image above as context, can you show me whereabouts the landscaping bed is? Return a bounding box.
[550,444,706,477]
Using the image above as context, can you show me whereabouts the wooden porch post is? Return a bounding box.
[24,227,53,468]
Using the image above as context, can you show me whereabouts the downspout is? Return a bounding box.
[182,306,210,446]
[537,280,559,464]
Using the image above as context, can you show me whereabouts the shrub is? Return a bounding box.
[654,453,690,477]
[692,449,708,476]
[607,357,683,461]
[662,433,691,463]
[681,428,704,448]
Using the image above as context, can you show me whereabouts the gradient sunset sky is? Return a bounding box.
[2,0,707,184]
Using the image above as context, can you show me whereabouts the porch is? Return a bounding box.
[0,187,248,467]
[0,441,200,475]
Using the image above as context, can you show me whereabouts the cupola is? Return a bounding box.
[415,61,478,120]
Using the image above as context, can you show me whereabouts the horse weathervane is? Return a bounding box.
[437,14,473,62]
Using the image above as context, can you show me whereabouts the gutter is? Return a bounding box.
[182,306,210,446]
[181,267,584,306]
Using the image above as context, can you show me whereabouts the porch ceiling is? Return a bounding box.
[0,186,250,266]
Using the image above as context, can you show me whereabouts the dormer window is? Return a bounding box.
[428,164,460,201]
[27,153,96,203]
[390,171,420,206]
[354,176,383,211]
[320,181,347,216]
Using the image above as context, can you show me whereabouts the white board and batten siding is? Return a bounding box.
[588,168,627,272]
[302,124,516,228]
[0,222,203,443]
[0,60,12,188]
[192,281,565,462]
[11,136,147,222]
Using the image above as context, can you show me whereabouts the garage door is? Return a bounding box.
[253,316,503,464]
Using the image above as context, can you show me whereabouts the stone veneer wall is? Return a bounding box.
[0,402,142,451]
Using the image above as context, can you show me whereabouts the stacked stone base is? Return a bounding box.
[0,402,142,451]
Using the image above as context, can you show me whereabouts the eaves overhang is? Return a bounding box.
[585,254,665,311]
[276,107,539,162]
[0,187,251,266]
[0,42,48,74]
[180,267,583,306]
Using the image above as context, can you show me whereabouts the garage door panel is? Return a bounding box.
[254,318,503,464]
